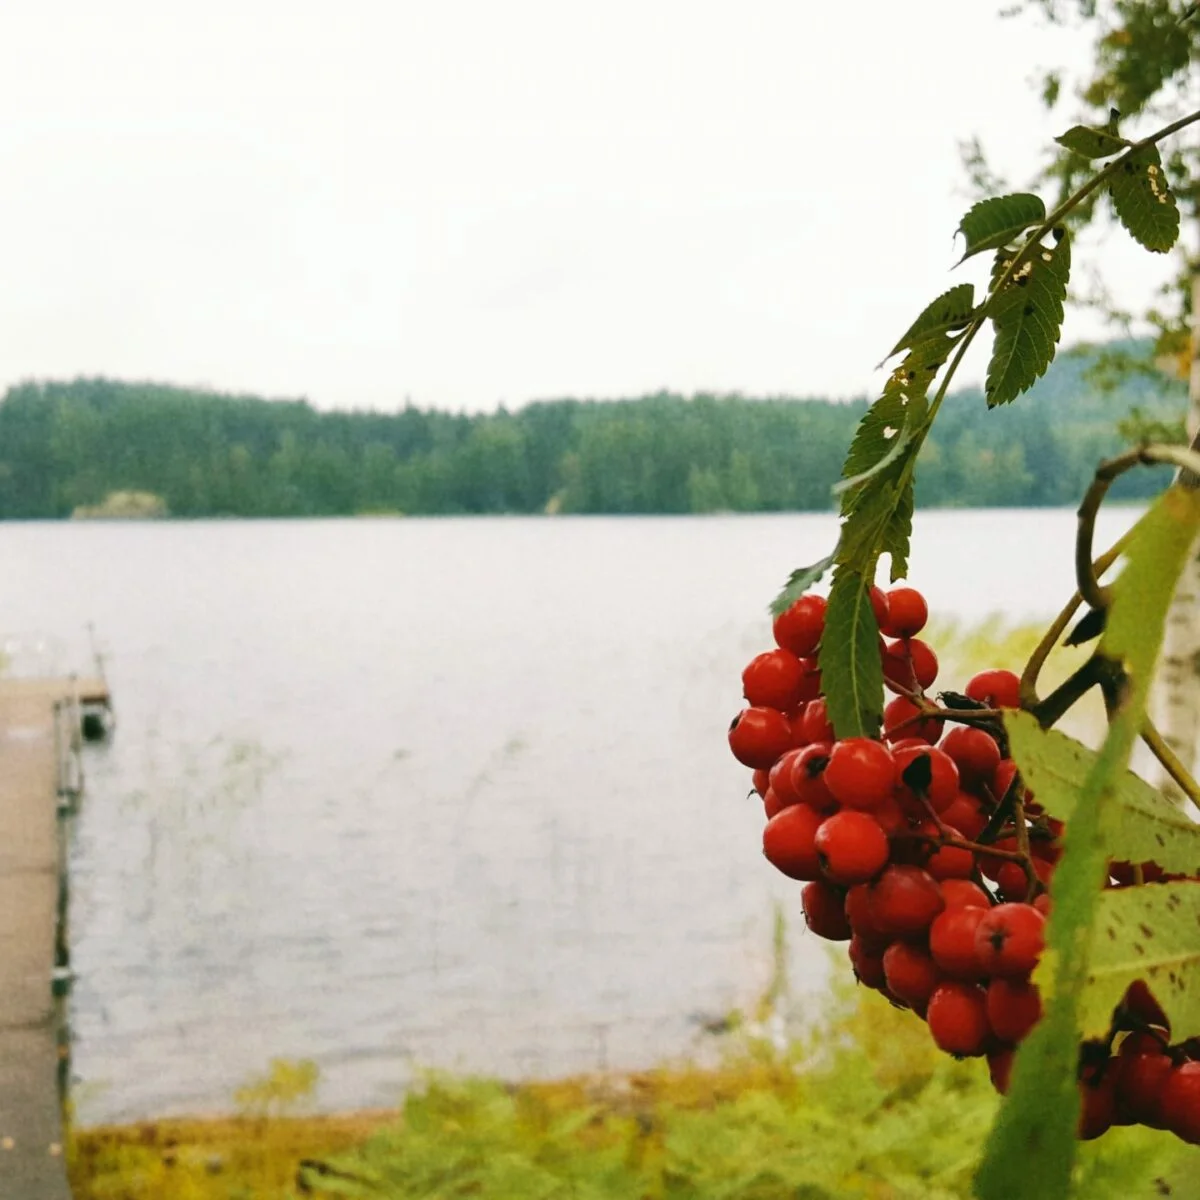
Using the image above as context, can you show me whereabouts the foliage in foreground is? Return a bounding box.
[68,978,1197,1200]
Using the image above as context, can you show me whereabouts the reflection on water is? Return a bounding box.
[0,508,1141,1123]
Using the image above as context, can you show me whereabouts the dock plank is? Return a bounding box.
[0,681,77,1198]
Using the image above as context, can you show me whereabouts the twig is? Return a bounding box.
[1141,718,1200,809]
[1020,529,1133,710]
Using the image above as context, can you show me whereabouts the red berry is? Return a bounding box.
[844,883,887,943]
[927,982,990,1056]
[926,831,976,881]
[801,880,852,941]
[789,742,838,812]
[797,699,835,746]
[870,794,909,838]
[849,934,887,989]
[795,657,823,704]
[869,865,944,937]
[893,745,960,812]
[751,768,771,797]
[995,861,1032,902]
[883,941,943,1011]
[729,707,793,769]
[986,977,1042,1043]
[1034,892,1053,917]
[883,638,938,694]
[743,648,806,711]
[979,837,1019,883]
[823,738,897,810]
[763,787,786,819]
[1164,1061,1200,1143]
[883,695,943,744]
[1079,1064,1117,1140]
[881,586,928,638]
[975,903,1045,978]
[762,804,824,880]
[869,586,890,629]
[930,905,988,980]
[768,748,808,808]
[940,726,1002,783]
[940,879,992,909]
[815,810,890,885]
[988,1046,1014,1094]
[939,791,988,839]
[965,669,1021,710]
[991,758,1020,802]
[773,594,826,657]
[1114,1050,1171,1128]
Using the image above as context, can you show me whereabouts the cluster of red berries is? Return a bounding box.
[729,582,1200,1143]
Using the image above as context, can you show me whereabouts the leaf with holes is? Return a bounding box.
[956,193,1045,262]
[1055,124,1130,159]
[839,333,946,505]
[819,565,884,740]
[769,552,836,618]
[984,229,1070,408]
[1006,711,1200,877]
[1081,883,1200,1041]
[884,283,975,361]
[1110,144,1180,253]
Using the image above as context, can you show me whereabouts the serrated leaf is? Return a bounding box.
[1005,711,1200,876]
[819,565,884,740]
[977,486,1200,1200]
[984,230,1071,407]
[833,423,912,496]
[883,477,913,581]
[840,336,944,492]
[1110,144,1180,253]
[956,193,1046,262]
[1081,882,1200,1041]
[884,283,976,361]
[769,552,835,618]
[1054,124,1131,159]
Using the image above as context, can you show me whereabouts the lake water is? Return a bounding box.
[0,508,1142,1125]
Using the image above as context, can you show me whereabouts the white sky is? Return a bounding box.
[0,1,1177,412]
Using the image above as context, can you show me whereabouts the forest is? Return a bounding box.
[0,343,1183,519]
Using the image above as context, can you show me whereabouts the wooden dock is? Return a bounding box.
[0,676,109,1198]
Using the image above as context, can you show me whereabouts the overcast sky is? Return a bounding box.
[0,2,1175,412]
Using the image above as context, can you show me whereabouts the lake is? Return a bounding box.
[0,507,1142,1125]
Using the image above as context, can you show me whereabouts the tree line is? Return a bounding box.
[0,346,1181,519]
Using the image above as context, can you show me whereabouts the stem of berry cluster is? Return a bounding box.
[1141,719,1200,808]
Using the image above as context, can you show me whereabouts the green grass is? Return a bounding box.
[69,975,1197,1199]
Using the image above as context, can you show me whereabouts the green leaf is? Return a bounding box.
[840,336,944,491]
[1054,124,1130,159]
[984,230,1070,408]
[1082,882,1200,1041]
[833,423,912,497]
[1104,485,1200,671]
[976,486,1200,1200]
[956,193,1045,262]
[1110,144,1180,253]
[1003,712,1200,877]
[882,476,914,581]
[770,553,835,618]
[885,283,975,361]
[818,565,884,740]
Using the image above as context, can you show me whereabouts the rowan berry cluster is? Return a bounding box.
[729,582,1200,1143]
